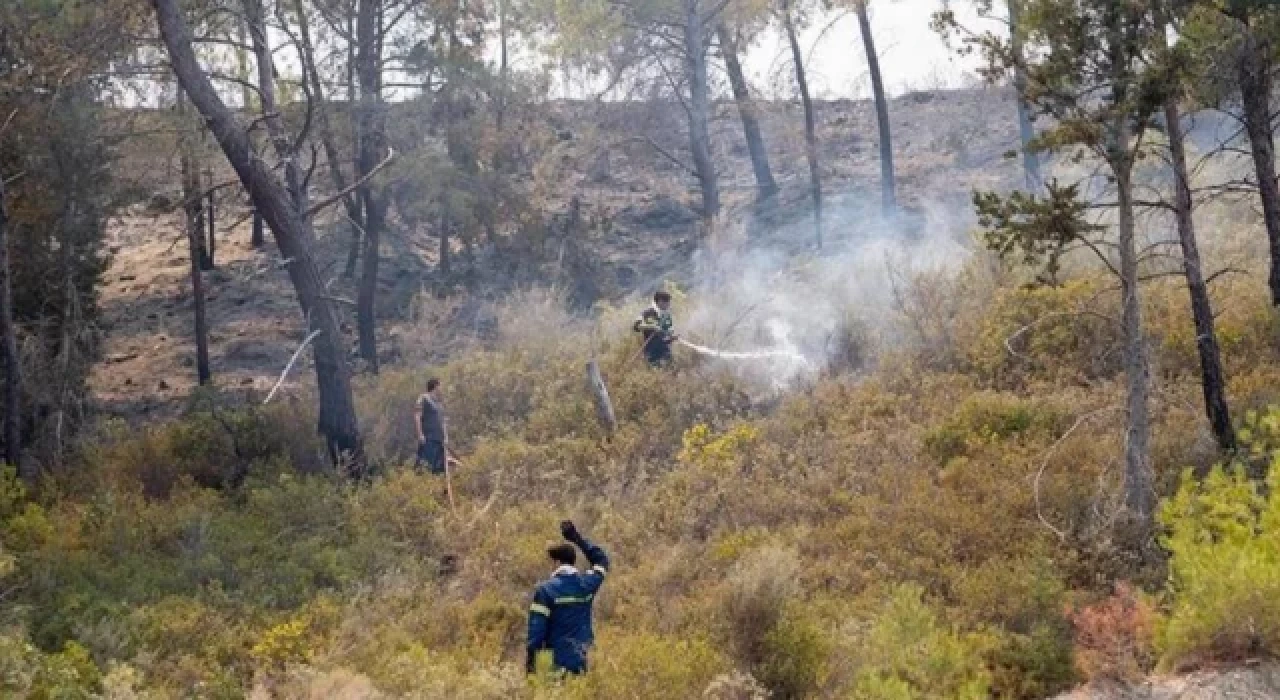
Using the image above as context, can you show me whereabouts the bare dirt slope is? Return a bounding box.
[1054,663,1280,699]
[90,87,1026,418]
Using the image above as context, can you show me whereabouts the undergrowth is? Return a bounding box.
[2,261,1280,698]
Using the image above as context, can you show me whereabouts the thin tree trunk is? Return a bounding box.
[684,0,720,227]
[205,185,217,267]
[292,0,362,262]
[717,23,778,201]
[155,0,363,462]
[251,209,265,248]
[1117,160,1153,531]
[178,90,212,386]
[1007,0,1042,190]
[497,0,509,134]
[1165,86,1234,452]
[781,2,822,247]
[0,175,23,475]
[355,0,387,373]
[345,12,363,277]
[856,1,895,216]
[1233,7,1280,306]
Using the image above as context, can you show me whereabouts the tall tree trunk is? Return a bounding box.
[1007,0,1042,190]
[292,0,362,262]
[1232,7,1280,306]
[717,23,778,201]
[355,0,387,373]
[781,2,822,247]
[856,1,896,216]
[178,90,212,386]
[1166,86,1234,452]
[205,185,217,267]
[497,0,509,134]
[683,0,720,227]
[0,176,23,476]
[154,0,363,462]
[345,13,363,278]
[1117,159,1153,532]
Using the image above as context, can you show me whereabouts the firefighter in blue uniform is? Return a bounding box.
[633,290,677,367]
[526,520,610,676]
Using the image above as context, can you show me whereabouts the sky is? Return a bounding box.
[743,0,1007,100]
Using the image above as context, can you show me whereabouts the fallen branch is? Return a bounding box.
[1033,406,1120,541]
[263,328,321,404]
[304,147,395,219]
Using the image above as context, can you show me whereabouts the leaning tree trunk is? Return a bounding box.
[178,89,212,386]
[856,1,896,217]
[782,2,823,247]
[717,23,778,201]
[1234,9,1280,306]
[684,0,720,227]
[1166,86,1233,451]
[355,0,388,373]
[1007,0,1042,191]
[0,175,23,476]
[154,0,363,461]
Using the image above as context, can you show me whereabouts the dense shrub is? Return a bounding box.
[1157,463,1280,669]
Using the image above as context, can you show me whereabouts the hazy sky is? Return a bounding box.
[743,1,1006,99]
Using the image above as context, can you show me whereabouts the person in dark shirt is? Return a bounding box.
[413,377,450,474]
[527,520,610,676]
[632,290,678,367]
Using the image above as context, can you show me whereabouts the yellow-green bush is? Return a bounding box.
[849,584,994,699]
[1157,462,1280,669]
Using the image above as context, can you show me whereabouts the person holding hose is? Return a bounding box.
[633,290,678,367]
[527,520,610,676]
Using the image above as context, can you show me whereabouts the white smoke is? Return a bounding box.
[676,196,974,390]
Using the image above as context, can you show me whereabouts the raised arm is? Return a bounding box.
[561,520,609,593]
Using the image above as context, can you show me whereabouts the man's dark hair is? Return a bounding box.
[426,377,440,392]
[653,291,672,303]
[548,543,577,566]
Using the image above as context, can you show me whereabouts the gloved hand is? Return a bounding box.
[526,649,537,674]
[560,520,582,543]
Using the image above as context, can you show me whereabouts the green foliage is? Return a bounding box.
[850,584,994,700]
[974,181,1100,285]
[1156,462,1280,668]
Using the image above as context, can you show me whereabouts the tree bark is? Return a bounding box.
[251,209,265,248]
[178,90,212,386]
[781,2,822,247]
[856,1,896,217]
[345,9,364,277]
[154,0,363,461]
[205,186,217,267]
[717,23,778,201]
[0,175,23,475]
[1166,90,1234,452]
[292,0,362,263]
[1232,6,1280,306]
[355,0,388,373]
[1007,0,1042,191]
[683,0,720,227]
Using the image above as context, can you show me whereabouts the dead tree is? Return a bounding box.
[153,0,363,462]
[684,0,720,225]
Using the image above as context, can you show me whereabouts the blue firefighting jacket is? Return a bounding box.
[527,537,610,673]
